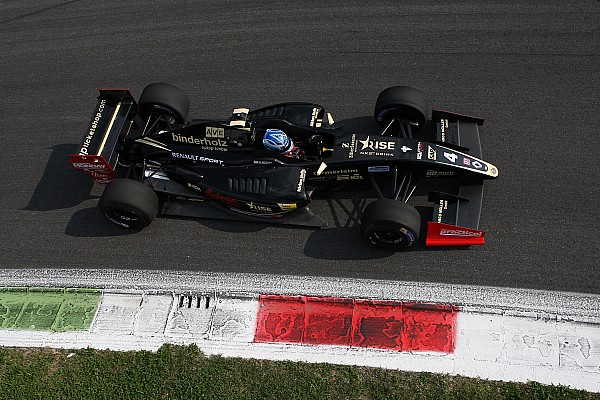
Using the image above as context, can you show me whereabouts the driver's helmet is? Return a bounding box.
[263,129,293,153]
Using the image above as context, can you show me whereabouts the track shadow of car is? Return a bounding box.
[331,115,435,140]
[331,115,379,132]
[23,143,95,211]
[303,227,396,260]
[184,216,269,233]
[303,195,431,259]
[65,207,137,237]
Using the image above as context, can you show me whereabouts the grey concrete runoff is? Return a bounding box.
[2,269,599,323]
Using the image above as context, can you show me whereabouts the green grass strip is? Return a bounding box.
[0,288,101,332]
[0,345,597,400]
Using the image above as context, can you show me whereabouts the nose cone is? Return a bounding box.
[486,162,499,178]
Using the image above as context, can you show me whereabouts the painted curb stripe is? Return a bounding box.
[0,287,102,332]
[254,295,458,353]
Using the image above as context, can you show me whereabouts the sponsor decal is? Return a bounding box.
[463,157,471,166]
[400,145,412,153]
[311,168,363,181]
[205,126,225,138]
[90,172,113,184]
[443,152,458,163]
[187,182,202,192]
[318,168,359,176]
[172,152,224,165]
[79,99,107,155]
[426,170,454,177]
[248,202,273,213]
[310,107,319,127]
[437,199,448,223]
[428,145,437,160]
[359,136,395,151]
[348,134,357,158]
[341,135,395,157]
[297,169,306,192]
[172,132,228,150]
[204,188,238,207]
[230,200,292,216]
[278,203,297,212]
[368,166,390,173]
[472,160,483,169]
[72,162,109,170]
[336,174,363,181]
[179,196,203,202]
[417,142,423,160]
[440,118,449,142]
[254,160,272,165]
[440,228,483,237]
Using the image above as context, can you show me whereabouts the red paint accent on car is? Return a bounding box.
[69,154,115,184]
[254,295,458,353]
[426,222,486,246]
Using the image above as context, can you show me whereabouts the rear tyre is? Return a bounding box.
[374,86,428,133]
[361,199,421,250]
[138,82,190,124]
[98,179,158,230]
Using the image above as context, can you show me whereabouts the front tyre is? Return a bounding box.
[138,82,190,124]
[374,86,428,133]
[98,179,159,230]
[361,200,421,250]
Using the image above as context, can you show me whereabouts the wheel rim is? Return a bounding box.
[377,106,425,129]
[150,105,181,124]
[105,209,139,228]
[371,227,415,247]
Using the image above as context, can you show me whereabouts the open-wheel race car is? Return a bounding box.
[70,83,498,250]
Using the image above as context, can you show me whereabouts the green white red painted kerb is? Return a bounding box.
[0,288,599,393]
[0,288,457,353]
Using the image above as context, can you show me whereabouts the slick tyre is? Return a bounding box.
[374,86,428,132]
[98,179,159,230]
[138,82,190,124]
[361,200,421,250]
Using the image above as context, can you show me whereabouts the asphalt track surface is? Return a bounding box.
[0,1,598,294]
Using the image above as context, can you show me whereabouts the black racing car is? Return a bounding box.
[70,83,498,250]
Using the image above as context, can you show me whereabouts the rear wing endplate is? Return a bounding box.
[69,89,136,184]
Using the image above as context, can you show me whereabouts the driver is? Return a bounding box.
[262,128,303,159]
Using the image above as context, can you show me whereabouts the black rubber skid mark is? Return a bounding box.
[0,0,84,25]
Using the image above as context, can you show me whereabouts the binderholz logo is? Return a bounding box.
[172,132,227,147]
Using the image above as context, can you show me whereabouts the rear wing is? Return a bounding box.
[425,109,489,246]
[69,89,137,184]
